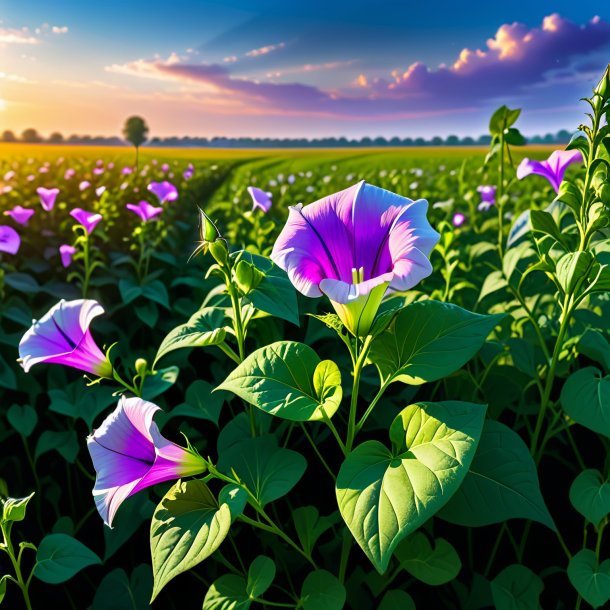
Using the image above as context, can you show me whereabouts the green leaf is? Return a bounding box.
[218,435,306,506]
[141,366,179,401]
[293,506,336,556]
[394,533,461,585]
[504,127,526,146]
[167,380,226,427]
[2,492,35,523]
[246,556,275,598]
[569,469,610,527]
[92,565,153,610]
[154,307,228,366]
[439,421,555,529]
[578,329,610,373]
[203,574,250,610]
[48,382,115,428]
[118,278,143,305]
[34,533,101,584]
[218,484,248,523]
[0,354,17,390]
[568,550,610,609]
[0,575,7,605]
[478,270,508,302]
[491,564,544,610]
[217,341,342,422]
[556,251,592,294]
[561,367,610,438]
[378,590,416,610]
[530,210,565,245]
[7,404,37,437]
[142,279,170,308]
[150,479,232,601]
[336,401,485,573]
[301,570,346,610]
[35,430,79,463]
[369,300,503,385]
[134,301,158,328]
[104,494,155,561]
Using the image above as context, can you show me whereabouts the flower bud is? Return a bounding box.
[209,239,229,266]
[233,260,264,295]
[135,358,148,377]
[594,64,610,100]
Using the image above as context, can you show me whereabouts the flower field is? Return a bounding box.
[1,76,610,610]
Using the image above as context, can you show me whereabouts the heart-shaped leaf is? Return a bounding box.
[491,564,544,610]
[301,570,346,610]
[34,534,101,584]
[570,469,610,527]
[203,574,250,610]
[246,556,275,598]
[568,550,610,609]
[336,401,485,573]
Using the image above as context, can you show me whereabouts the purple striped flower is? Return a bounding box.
[247,186,272,213]
[87,396,207,527]
[36,187,60,211]
[271,180,439,336]
[70,208,102,234]
[4,206,35,226]
[59,244,76,268]
[0,225,20,255]
[19,299,112,377]
[126,201,163,222]
[147,181,178,204]
[516,150,583,193]
[477,186,496,212]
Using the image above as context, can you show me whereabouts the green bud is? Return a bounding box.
[594,64,610,100]
[209,239,229,266]
[199,209,219,243]
[135,358,148,377]
[233,259,264,295]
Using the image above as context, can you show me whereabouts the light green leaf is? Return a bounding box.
[141,366,179,401]
[556,251,592,294]
[568,550,610,609]
[439,421,555,529]
[478,270,508,302]
[150,479,232,601]
[34,533,101,584]
[203,574,250,610]
[2,492,35,523]
[218,484,248,523]
[569,470,610,527]
[246,556,275,598]
[369,300,503,385]
[301,570,346,610]
[336,401,485,573]
[578,330,610,373]
[217,341,342,422]
[491,564,544,610]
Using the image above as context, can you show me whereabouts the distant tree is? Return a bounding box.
[556,129,571,143]
[48,132,64,143]
[360,137,372,147]
[414,137,426,146]
[445,135,460,146]
[122,116,149,168]
[21,128,42,143]
[477,135,492,145]
[461,136,475,146]
[68,134,81,143]
[2,130,17,142]
[431,136,443,146]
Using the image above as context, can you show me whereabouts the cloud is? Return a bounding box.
[0,28,39,45]
[105,14,610,121]
[245,41,285,57]
[51,26,69,35]
[0,71,36,84]
[266,60,356,79]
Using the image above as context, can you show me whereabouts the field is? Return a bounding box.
[1,102,610,610]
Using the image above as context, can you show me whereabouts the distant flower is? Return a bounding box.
[39,166,49,173]
[96,159,104,166]
[95,186,106,197]
[121,166,133,175]
[1,186,12,194]
[0,225,20,254]
[79,180,91,191]
[452,212,466,227]
[4,206,35,225]
[107,162,114,169]
[36,187,60,211]
[70,208,102,234]
[477,185,496,212]
[409,181,418,190]
[59,244,76,268]
[183,163,194,180]
[287,174,295,184]
[126,201,163,222]
[271,180,439,337]
[18,299,112,377]
[306,185,315,193]
[516,150,583,193]
[64,168,76,179]
[161,163,169,173]
[87,396,207,527]
[93,167,104,176]
[147,181,178,204]
[247,186,272,213]
[4,170,15,181]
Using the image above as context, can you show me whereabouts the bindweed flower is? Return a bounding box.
[87,396,207,527]
[93,167,104,176]
[161,163,169,173]
[96,186,106,198]
[64,168,76,180]
[121,166,133,175]
[19,299,112,377]
[4,206,35,226]
[79,180,91,191]
[183,163,194,180]
[271,180,439,336]
[59,244,76,268]
[477,185,496,212]
[70,208,102,234]
[0,225,20,254]
[516,150,583,193]
[452,212,466,227]
[147,180,178,204]
[37,187,60,211]
[247,186,272,213]
[126,201,163,222]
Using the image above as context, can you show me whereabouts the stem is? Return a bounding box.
[355,379,391,435]
[497,135,506,259]
[82,232,90,298]
[217,342,241,365]
[338,529,352,585]
[345,336,373,453]
[299,424,336,482]
[1,523,34,610]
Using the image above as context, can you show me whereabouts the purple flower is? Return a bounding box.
[183,163,194,180]
[93,167,104,176]
[37,187,60,211]
[271,180,439,336]
[247,186,272,213]
[452,212,466,227]
[0,225,20,255]
[64,168,76,180]
[79,180,91,191]
[477,186,497,212]
[516,150,583,193]
[4,206,35,226]
[147,181,178,204]
[121,166,133,175]
[70,208,102,234]
[126,201,163,222]
[161,163,169,173]
[87,396,207,527]
[19,299,112,378]
[59,244,76,268]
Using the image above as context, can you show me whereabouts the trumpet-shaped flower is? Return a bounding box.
[0,225,20,254]
[19,299,112,377]
[36,187,60,211]
[87,396,207,527]
[516,149,583,192]
[247,186,272,213]
[59,244,76,268]
[147,180,178,204]
[271,180,439,336]
[70,208,102,234]
[126,201,163,222]
[477,185,496,212]
[4,206,35,225]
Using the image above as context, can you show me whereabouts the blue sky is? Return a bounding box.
[1,1,609,138]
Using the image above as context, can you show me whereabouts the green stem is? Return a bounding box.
[345,336,373,453]
[497,136,506,259]
[338,529,352,585]
[355,378,391,435]
[1,523,34,610]
[82,233,91,298]
[299,423,336,482]
[217,342,241,365]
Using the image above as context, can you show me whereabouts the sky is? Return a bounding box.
[1,0,609,139]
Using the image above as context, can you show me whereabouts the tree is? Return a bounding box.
[122,116,149,169]
[2,130,16,142]
[21,128,42,143]
[48,132,64,143]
